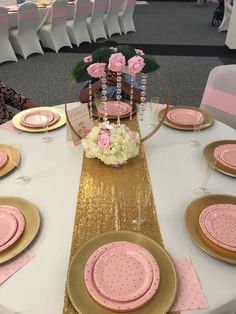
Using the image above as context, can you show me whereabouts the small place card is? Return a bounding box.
[66,103,93,145]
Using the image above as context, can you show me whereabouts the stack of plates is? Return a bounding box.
[0,205,25,252]
[84,241,160,312]
[12,107,66,133]
[94,101,134,120]
[0,197,40,264]
[158,106,214,130]
[199,204,236,252]
[0,144,20,178]
[204,140,236,177]
[67,231,177,314]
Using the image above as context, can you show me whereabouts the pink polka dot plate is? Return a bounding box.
[0,151,8,170]
[20,110,59,128]
[167,108,204,126]
[97,101,132,116]
[0,205,26,253]
[199,204,236,252]
[213,144,236,170]
[84,241,160,312]
[0,211,18,247]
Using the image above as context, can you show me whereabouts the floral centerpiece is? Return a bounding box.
[70,44,160,166]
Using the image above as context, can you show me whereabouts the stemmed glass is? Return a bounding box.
[132,185,151,231]
[12,143,31,185]
[195,155,217,194]
[189,121,203,147]
[38,110,54,143]
[147,96,160,129]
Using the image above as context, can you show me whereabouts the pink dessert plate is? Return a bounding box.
[199,204,236,252]
[0,212,17,247]
[84,241,160,312]
[20,110,56,128]
[0,151,8,170]
[0,205,25,252]
[97,101,132,116]
[167,108,204,126]
[214,144,236,170]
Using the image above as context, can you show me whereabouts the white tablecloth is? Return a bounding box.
[0,104,236,314]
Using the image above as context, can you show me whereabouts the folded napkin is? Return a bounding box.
[171,258,208,311]
[0,121,21,134]
[0,250,34,285]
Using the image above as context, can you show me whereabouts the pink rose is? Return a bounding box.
[108,53,126,72]
[97,132,110,148]
[128,56,145,74]
[128,131,136,139]
[135,49,144,56]
[87,63,106,78]
[84,55,92,63]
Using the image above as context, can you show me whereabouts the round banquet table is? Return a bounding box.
[0,104,236,314]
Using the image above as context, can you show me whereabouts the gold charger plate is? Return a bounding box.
[0,196,40,264]
[185,194,236,265]
[93,101,137,120]
[67,231,177,314]
[12,106,66,133]
[0,144,20,178]
[204,140,236,178]
[158,106,214,130]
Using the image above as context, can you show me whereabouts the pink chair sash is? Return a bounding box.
[0,15,9,23]
[19,10,37,20]
[76,4,91,13]
[202,85,236,115]
[109,0,122,9]
[53,7,67,18]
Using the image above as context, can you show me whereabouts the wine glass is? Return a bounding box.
[12,143,31,185]
[189,121,203,147]
[147,97,160,129]
[132,185,151,231]
[195,155,217,194]
[38,110,54,143]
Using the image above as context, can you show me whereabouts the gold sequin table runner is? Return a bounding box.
[63,115,177,314]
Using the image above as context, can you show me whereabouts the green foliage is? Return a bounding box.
[142,55,160,74]
[92,47,113,63]
[71,61,90,83]
[117,45,136,62]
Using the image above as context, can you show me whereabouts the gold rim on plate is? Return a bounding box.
[92,102,137,120]
[158,106,214,130]
[0,196,40,264]
[203,140,236,178]
[12,106,66,133]
[0,144,20,178]
[67,231,177,314]
[185,194,236,265]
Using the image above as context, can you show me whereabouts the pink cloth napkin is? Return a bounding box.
[171,258,208,311]
[0,250,34,285]
[0,121,21,134]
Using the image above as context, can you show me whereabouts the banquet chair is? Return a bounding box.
[9,2,44,59]
[86,0,108,42]
[218,0,232,32]
[118,0,136,35]
[103,0,124,37]
[66,0,92,47]
[200,65,236,129]
[39,0,72,52]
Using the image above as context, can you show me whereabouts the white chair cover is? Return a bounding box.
[118,0,136,35]
[66,0,92,46]
[39,0,72,52]
[9,2,44,59]
[103,0,125,37]
[86,0,108,42]
[200,64,236,129]
[0,0,17,8]
[0,7,17,63]
[218,0,233,31]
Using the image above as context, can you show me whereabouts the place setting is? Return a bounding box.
[203,140,236,178]
[185,193,236,265]
[0,196,40,264]
[0,144,20,178]
[11,106,66,134]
